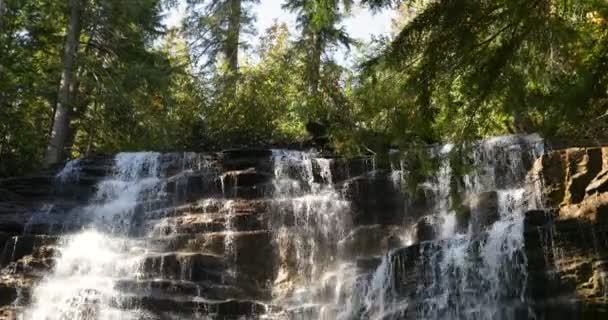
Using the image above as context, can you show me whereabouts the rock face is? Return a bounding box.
[1,135,608,320]
[526,147,608,318]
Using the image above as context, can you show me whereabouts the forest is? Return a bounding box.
[0,0,607,177]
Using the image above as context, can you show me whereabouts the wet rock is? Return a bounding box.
[217,169,272,198]
[117,295,269,318]
[566,148,603,204]
[342,173,406,225]
[0,235,57,267]
[0,176,55,201]
[221,149,273,172]
[0,232,12,253]
[338,225,404,259]
[408,185,434,218]
[356,257,382,273]
[165,172,221,204]
[462,191,499,235]
[534,150,567,208]
[534,147,605,208]
[0,284,17,306]
[0,306,18,320]
[142,253,226,281]
[326,157,375,183]
[524,209,608,318]
[586,169,608,196]
[413,216,436,242]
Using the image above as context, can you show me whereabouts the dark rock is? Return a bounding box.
[413,216,436,242]
[217,169,273,198]
[0,235,57,267]
[535,150,567,208]
[0,284,17,306]
[342,173,406,225]
[463,191,499,235]
[408,185,434,218]
[221,149,273,172]
[141,253,226,283]
[338,225,404,259]
[524,209,608,318]
[586,169,608,196]
[566,148,603,204]
[115,295,269,318]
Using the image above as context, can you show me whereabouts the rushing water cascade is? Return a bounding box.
[268,150,352,318]
[24,153,162,319]
[4,134,552,320]
[344,134,545,320]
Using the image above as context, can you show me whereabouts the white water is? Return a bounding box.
[348,134,545,320]
[19,135,545,320]
[24,153,161,320]
[269,150,353,317]
[55,158,82,183]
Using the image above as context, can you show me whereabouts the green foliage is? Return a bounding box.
[0,0,203,176]
[0,0,64,176]
[357,0,608,146]
[1,0,607,177]
[184,0,259,72]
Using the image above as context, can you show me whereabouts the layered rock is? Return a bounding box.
[526,146,608,318]
[3,135,608,320]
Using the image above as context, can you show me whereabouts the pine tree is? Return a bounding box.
[185,0,259,75]
[283,0,353,95]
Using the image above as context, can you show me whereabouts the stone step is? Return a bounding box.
[112,294,270,319]
[145,211,266,237]
[338,224,405,260]
[0,176,55,200]
[142,230,264,252]
[0,275,34,308]
[220,149,273,172]
[159,153,219,178]
[0,235,58,267]
[140,198,268,221]
[164,171,222,203]
[114,279,250,302]
[219,169,272,189]
[139,252,226,283]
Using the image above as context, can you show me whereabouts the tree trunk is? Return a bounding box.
[43,0,82,166]
[225,0,241,74]
[309,32,322,95]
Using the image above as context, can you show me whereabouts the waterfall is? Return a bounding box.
[348,134,545,320]
[268,150,352,318]
[5,135,550,319]
[24,153,161,319]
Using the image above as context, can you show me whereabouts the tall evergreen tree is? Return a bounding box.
[283,0,353,95]
[185,0,259,75]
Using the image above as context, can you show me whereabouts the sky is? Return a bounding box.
[165,0,395,67]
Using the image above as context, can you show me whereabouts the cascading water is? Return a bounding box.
[344,134,545,320]
[5,134,550,320]
[268,150,352,318]
[24,153,162,319]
